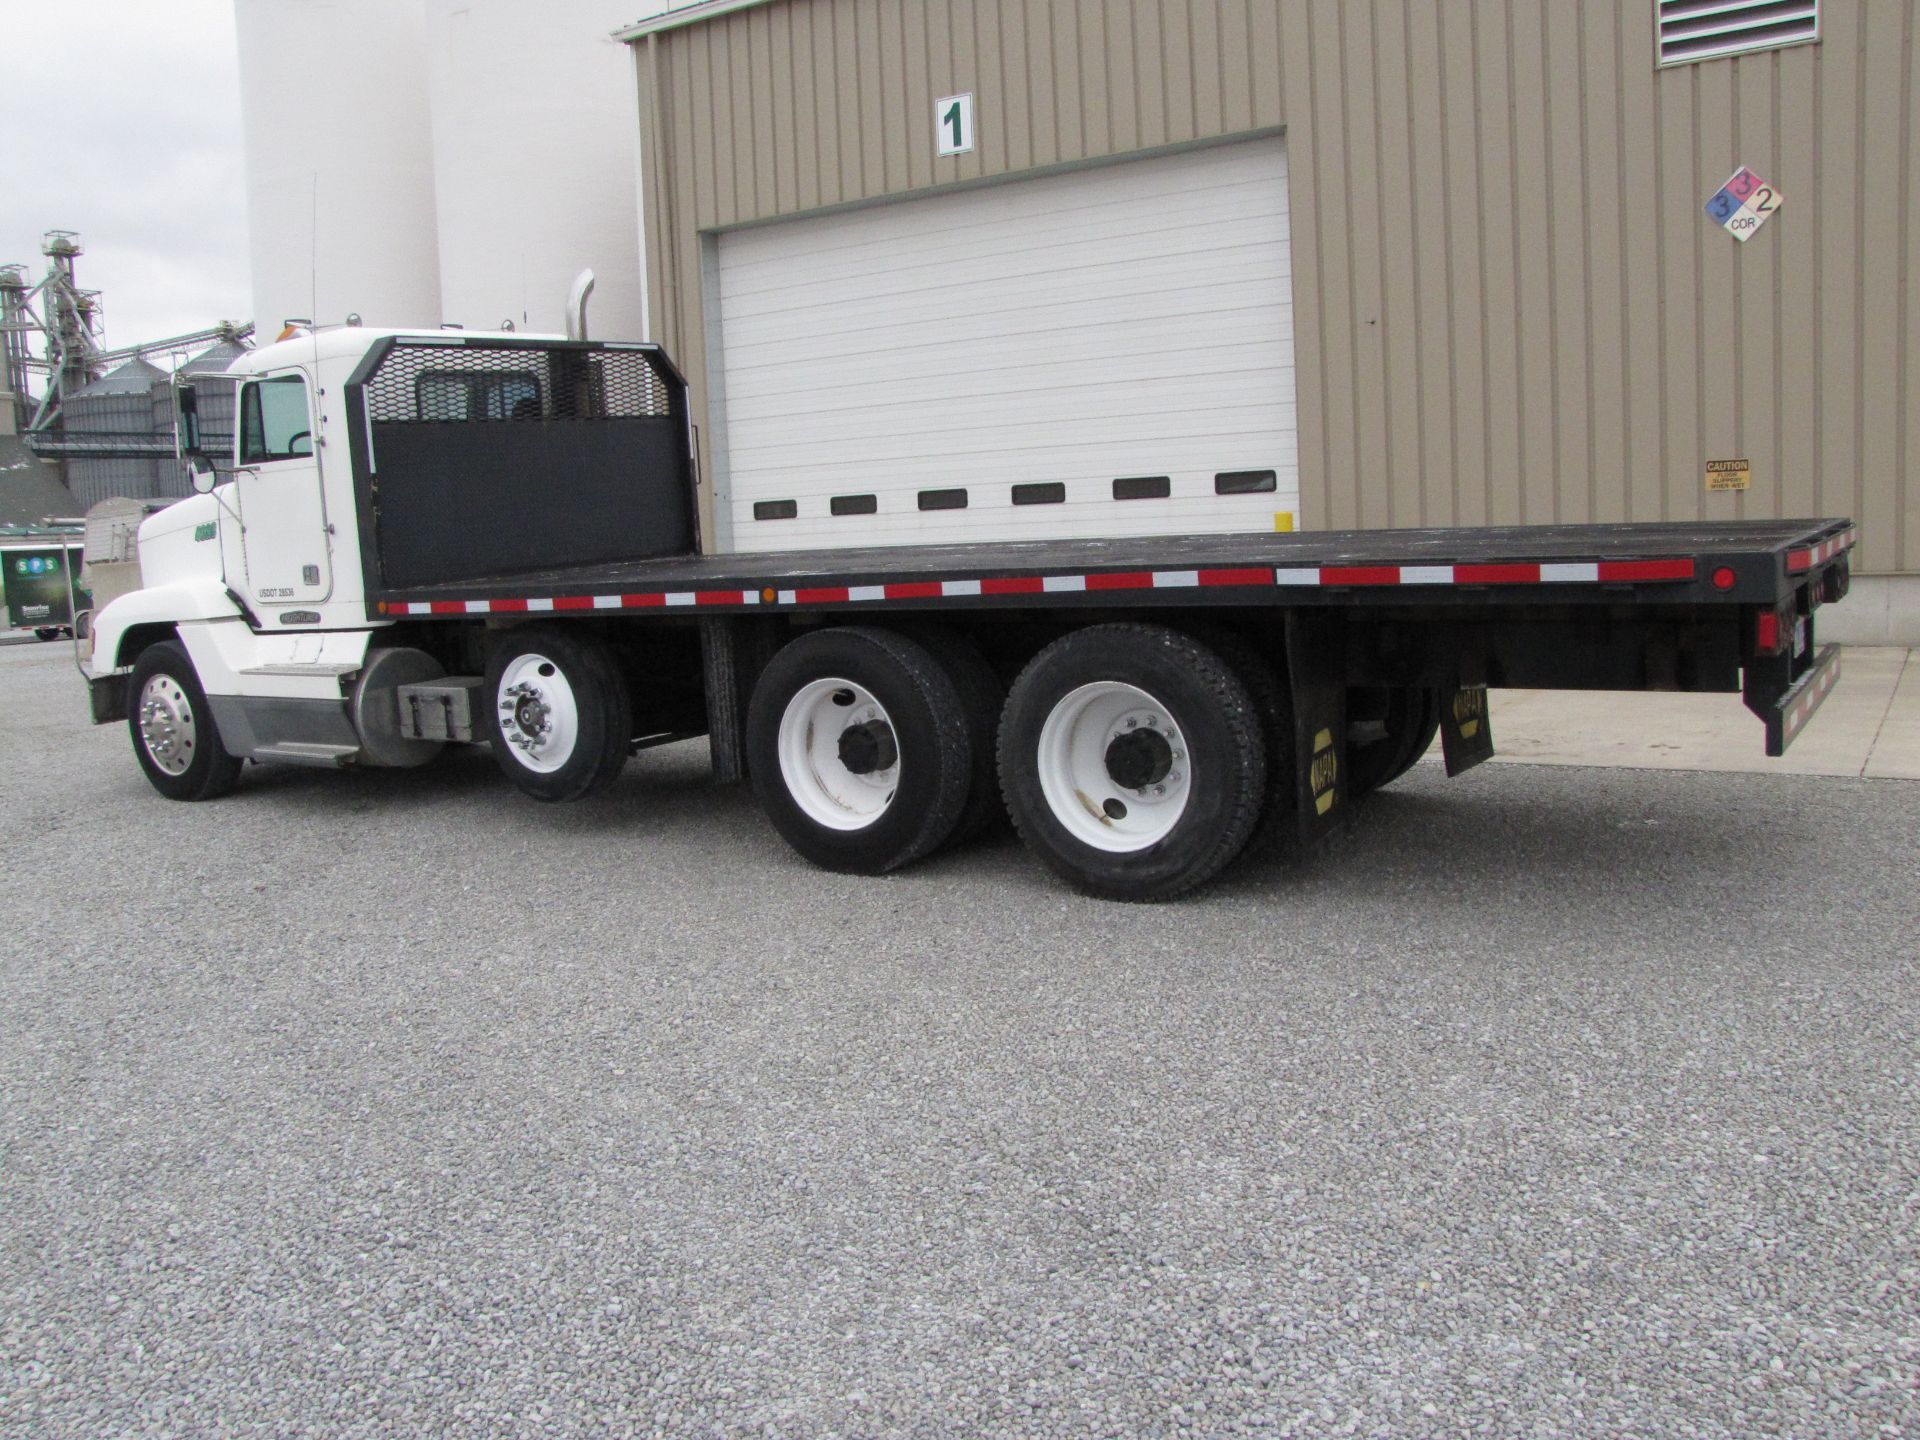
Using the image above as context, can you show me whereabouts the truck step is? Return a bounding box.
[238,663,363,678]
[249,741,359,768]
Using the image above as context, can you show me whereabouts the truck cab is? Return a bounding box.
[131,326,428,639]
[84,325,702,786]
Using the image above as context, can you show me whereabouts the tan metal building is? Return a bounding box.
[621,0,1916,630]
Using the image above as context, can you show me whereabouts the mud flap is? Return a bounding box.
[1284,611,1348,849]
[1438,685,1494,776]
[1760,643,1841,756]
[89,672,130,725]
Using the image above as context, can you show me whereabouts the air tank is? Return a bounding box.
[234,0,443,331]
[424,0,649,339]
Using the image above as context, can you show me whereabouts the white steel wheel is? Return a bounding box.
[1035,682,1194,853]
[137,672,200,777]
[776,677,900,830]
[998,624,1267,902]
[495,652,582,774]
[482,626,630,802]
[745,626,974,876]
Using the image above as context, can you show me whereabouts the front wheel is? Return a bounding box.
[127,639,244,801]
[998,624,1267,901]
[484,627,631,801]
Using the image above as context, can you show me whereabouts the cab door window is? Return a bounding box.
[239,374,314,462]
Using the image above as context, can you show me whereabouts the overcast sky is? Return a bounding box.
[5,2,250,355]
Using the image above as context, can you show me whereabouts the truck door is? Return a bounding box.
[234,369,331,608]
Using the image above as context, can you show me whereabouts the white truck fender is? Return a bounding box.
[89,581,244,675]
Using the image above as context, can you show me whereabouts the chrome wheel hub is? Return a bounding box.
[504,682,554,752]
[495,655,580,773]
[138,674,197,776]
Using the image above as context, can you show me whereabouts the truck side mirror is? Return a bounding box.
[176,384,201,455]
[175,385,217,492]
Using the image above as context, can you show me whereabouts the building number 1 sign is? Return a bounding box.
[936,93,975,157]
[1705,166,1782,242]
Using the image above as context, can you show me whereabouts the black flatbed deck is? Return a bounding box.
[374,519,1855,620]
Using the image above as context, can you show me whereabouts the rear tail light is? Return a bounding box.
[1754,603,1797,657]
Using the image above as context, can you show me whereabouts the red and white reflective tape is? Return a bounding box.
[387,589,764,616]
[381,557,1705,616]
[1786,528,1858,574]
[769,567,1286,605]
[764,559,1694,603]
[1783,653,1842,742]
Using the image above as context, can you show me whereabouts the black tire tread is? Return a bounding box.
[998,623,1266,902]
[1348,686,1441,797]
[1175,624,1296,856]
[903,624,1008,845]
[747,626,972,875]
[1378,688,1442,788]
[484,626,631,802]
[126,639,244,802]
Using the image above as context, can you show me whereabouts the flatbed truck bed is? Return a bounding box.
[373,519,1855,618]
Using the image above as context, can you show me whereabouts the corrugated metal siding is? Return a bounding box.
[634,0,1917,573]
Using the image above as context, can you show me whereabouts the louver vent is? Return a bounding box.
[1658,1,1818,67]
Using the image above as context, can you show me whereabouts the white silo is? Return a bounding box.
[234,0,443,331]
[424,0,652,340]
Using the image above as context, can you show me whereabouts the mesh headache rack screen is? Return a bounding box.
[361,341,675,424]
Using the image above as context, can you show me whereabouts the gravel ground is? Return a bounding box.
[1,637,1916,1438]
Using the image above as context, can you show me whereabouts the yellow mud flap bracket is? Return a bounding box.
[1439,685,1494,776]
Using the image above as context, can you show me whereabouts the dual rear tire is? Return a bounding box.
[745,626,990,875]
[1347,685,1442,796]
[997,625,1269,901]
[748,622,1280,899]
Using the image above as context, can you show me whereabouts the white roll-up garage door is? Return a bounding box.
[709,137,1297,553]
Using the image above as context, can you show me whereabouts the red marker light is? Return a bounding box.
[1711,566,1737,591]
[1756,611,1780,653]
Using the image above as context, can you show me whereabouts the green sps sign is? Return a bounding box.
[4,548,89,630]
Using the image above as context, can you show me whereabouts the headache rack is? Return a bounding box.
[343,336,698,595]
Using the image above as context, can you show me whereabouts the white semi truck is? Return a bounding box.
[81,324,1853,900]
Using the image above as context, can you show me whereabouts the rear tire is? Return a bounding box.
[1348,687,1441,796]
[484,627,631,802]
[746,626,974,875]
[998,624,1266,901]
[905,625,1007,844]
[128,640,244,801]
[1179,625,1296,855]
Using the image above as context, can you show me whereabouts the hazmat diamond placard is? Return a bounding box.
[1705,167,1782,242]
